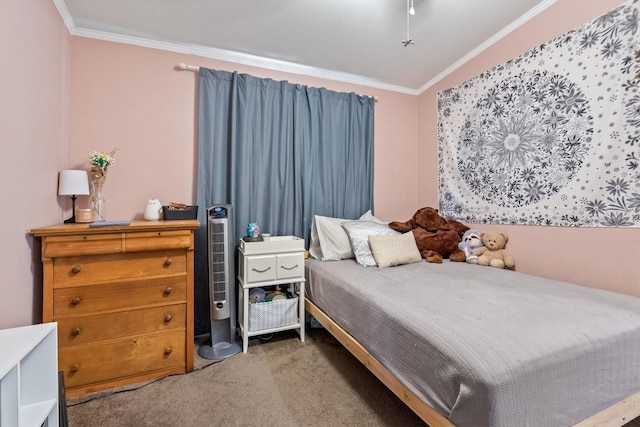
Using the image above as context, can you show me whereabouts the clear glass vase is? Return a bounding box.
[91,180,107,222]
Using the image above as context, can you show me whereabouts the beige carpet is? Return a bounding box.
[67,328,640,427]
[67,328,426,427]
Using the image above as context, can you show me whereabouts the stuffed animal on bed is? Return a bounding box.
[472,231,515,269]
[458,229,484,264]
[388,207,469,263]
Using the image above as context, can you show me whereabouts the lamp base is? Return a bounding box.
[63,195,78,224]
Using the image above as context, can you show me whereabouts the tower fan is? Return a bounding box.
[198,205,242,360]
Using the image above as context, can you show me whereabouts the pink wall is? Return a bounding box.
[0,1,70,328]
[67,38,418,223]
[4,0,637,329]
[418,0,640,297]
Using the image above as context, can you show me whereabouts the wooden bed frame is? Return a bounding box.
[305,297,640,427]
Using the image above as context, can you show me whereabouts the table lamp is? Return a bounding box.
[58,170,90,223]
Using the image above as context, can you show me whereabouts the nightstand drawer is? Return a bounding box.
[57,304,186,347]
[276,253,304,280]
[60,329,186,389]
[53,276,186,317]
[52,250,186,286]
[245,255,276,283]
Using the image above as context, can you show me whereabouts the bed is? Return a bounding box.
[304,257,640,426]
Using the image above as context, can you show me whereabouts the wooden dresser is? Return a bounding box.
[30,220,199,397]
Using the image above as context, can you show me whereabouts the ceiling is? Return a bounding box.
[55,0,555,94]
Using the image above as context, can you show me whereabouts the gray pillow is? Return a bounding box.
[341,220,399,267]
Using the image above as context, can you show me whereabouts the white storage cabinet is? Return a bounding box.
[237,236,306,353]
[0,322,59,427]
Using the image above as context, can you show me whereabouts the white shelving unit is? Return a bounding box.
[237,236,306,353]
[0,322,59,427]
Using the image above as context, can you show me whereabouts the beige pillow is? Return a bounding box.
[368,231,422,268]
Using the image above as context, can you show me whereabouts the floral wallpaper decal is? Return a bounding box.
[438,0,640,227]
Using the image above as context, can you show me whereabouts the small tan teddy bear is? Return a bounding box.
[471,232,515,269]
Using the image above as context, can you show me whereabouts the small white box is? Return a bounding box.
[239,235,304,255]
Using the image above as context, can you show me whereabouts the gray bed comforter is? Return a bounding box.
[305,259,640,426]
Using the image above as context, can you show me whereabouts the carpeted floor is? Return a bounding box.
[67,328,426,427]
[67,327,640,427]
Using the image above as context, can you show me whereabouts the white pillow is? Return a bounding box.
[369,231,422,268]
[309,211,385,261]
[359,210,388,224]
[341,220,399,267]
[309,215,354,261]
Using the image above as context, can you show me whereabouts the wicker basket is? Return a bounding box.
[248,297,299,331]
[75,209,96,223]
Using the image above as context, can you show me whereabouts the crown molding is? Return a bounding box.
[51,0,418,95]
[68,26,419,96]
[52,0,557,97]
[51,0,75,32]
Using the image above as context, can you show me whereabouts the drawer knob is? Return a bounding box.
[71,265,81,274]
[252,266,271,273]
[164,347,173,355]
[71,327,81,336]
[164,314,173,322]
[71,297,81,305]
[69,364,80,373]
[163,287,173,295]
[281,264,299,271]
[164,258,173,266]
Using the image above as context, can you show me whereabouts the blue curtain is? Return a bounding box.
[194,68,374,334]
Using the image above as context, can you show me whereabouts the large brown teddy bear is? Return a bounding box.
[389,207,469,263]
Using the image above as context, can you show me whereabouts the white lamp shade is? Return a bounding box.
[58,170,90,196]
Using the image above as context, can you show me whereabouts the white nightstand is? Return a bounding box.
[237,236,306,353]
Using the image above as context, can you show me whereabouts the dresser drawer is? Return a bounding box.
[245,255,276,283]
[53,249,186,286]
[57,304,186,347]
[43,233,122,258]
[124,230,193,252]
[60,329,186,389]
[276,253,304,280]
[53,276,186,317]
